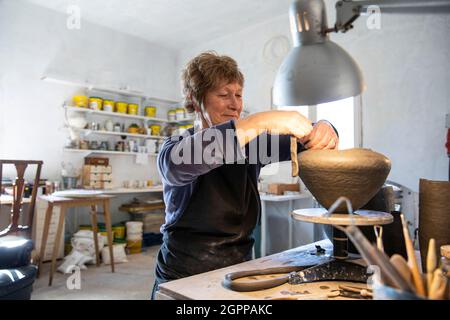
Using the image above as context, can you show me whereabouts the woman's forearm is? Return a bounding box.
[235,111,313,146]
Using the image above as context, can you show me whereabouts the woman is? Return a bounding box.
[152,51,338,299]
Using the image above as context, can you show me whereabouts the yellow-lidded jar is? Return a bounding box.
[150,125,161,136]
[89,97,103,110]
[128,103,139,115]
[73,95,88,108]
[103,100,115,112]
[175,108,186,120]
[145,106,157,117]
[116,101,128,113]
[168,110,176,121]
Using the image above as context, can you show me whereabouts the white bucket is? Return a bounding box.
[126,221,143,233]
[127,232,142,241]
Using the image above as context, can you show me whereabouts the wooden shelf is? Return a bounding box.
[63,148,158,156]
[68,127,166,140]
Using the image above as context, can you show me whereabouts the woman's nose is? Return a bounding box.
[228,95,239,109]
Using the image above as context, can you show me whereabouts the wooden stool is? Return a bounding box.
[37,194,115,286]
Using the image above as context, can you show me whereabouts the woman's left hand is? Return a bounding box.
[299,120,339,150]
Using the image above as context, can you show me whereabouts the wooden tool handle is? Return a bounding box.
[400,214,426,296]
[426,238,437,293]
[290,137,298,177]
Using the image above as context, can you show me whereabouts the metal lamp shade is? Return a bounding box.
[273,0,365,107]
[273,41,364,106]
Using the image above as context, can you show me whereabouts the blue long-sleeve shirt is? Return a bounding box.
[157,119,305,233]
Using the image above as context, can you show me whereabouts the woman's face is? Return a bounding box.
[201,81,243,126]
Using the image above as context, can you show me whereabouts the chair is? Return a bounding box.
[0,160,43,300]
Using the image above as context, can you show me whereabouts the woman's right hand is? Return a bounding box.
[235,111,313,145]
[259,111,313,139]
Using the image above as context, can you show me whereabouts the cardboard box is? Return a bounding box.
[85,157,109,166]
[267,183,300,195]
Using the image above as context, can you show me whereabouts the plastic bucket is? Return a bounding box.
[112,224,126,240]
[79,225,92,231]
[127,239,142,254]
[126,221,143,234]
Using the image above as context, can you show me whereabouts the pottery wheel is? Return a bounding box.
[291,208,393,226]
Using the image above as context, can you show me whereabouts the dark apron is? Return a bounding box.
[155,161,260,284]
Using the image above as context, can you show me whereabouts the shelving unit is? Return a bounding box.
[63,148,158,157]
[63,105,171,123]
[48,76,194,154]
[67,127,166,140]
[42,76,178,105]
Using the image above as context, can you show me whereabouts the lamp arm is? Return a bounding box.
[331,0,450,33]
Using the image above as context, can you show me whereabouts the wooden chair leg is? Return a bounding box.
[49,205,66,286]
[90,205,100,267]
[103,199,115,273]
[38,202,53,278]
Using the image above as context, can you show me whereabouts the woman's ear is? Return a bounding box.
[190,94,201,113]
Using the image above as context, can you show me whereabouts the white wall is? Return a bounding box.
[177,8,450,193]
[0,0,179,184]
[0,0,179,230]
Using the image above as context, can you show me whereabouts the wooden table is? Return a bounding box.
[0,194,31,205]
[37,194,116,286]
[156,240,369,300]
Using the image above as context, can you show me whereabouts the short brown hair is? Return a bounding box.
[181,51,244,113]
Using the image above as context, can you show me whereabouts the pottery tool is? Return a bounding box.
[338,285,373,298]
[374,225,384,252]
[290,137,298,177]
[342,224,415,292]
[400,214,426,296]
[428,269,447,300]
[390,254,413,284]
[426,238,437,294]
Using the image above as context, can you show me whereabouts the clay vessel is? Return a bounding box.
[298,148,391,213]
[418,179,450,271]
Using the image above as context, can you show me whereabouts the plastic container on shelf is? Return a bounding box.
[89,97,103,110]
[73,95,88,108]
[145,106,157,117]
[150,125,161,136]
[168,110,176,121]
[103,100,115,112]
[128,103,139,115]
[116,102,128,113]
[175,108,186,120]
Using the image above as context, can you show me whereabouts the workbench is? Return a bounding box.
[156,239,369,300]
